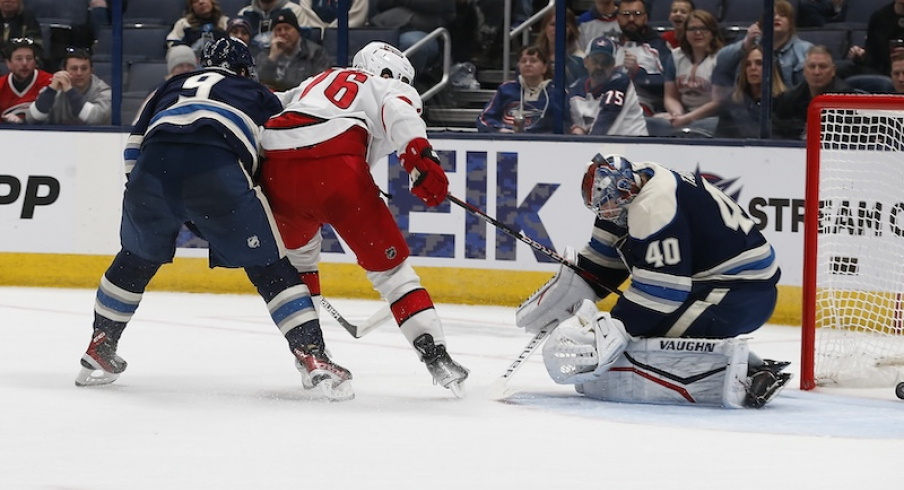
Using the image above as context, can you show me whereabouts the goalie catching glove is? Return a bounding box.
[400,137,448,206]
[542,299,630,384]
[516,246,600,334]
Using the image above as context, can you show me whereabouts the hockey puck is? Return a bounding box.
[896,382,904,400]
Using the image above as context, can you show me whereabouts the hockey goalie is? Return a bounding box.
[516,154,791,408]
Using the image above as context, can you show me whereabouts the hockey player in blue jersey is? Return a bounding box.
[517,154,791,408]
[567,36,649,136]
[74,37,353,400]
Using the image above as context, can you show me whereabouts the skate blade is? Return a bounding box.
[74,366,120,387]
[316,379,355,402]
[448,380,467,399]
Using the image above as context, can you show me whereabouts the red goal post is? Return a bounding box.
[801,94,904,390]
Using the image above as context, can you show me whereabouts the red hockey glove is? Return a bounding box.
[399,137,448,207]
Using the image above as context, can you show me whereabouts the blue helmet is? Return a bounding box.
[200,37,256,78]
[581,154,642,227]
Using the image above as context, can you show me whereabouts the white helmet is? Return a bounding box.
[352,41,415,85]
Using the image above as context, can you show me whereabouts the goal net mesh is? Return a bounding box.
[813,107,904,387]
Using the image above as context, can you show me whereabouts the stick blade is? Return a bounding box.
[488,376,516,400]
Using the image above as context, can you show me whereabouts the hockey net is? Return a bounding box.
[801,94,904,390]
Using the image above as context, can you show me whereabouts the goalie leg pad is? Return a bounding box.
[542,302,629,384]
[577,337,750,408]
[516,246,599,334]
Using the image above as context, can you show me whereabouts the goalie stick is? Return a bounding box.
[320,297,393,339]
[446,194,622,297]
[489,327,552,399]
[446,194,626,396]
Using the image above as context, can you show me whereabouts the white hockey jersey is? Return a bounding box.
[264,67,428,165]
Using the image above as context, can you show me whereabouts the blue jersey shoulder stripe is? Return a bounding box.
[151,102,255,143]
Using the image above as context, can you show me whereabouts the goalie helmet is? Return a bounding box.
[581,154,642,227]
[352,41,415,85]
[200,37,256,79]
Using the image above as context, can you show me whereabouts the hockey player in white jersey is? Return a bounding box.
[259,42,469,397]
[517,154,791,408]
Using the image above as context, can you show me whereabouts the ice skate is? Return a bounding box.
[75,329,127,387]
[745,359,792,408]
[294,345,354,401]
[413,334,469,398]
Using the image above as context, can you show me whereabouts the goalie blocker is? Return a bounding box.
[543,300,788,408]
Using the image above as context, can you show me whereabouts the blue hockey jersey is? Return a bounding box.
[476,77,560,133]
[567,68,648,136]
[578,161,780,337]
[124,68,283,176]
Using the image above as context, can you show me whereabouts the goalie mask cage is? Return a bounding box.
[801,94,904,390]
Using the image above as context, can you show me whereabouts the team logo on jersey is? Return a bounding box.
[385,246,397,260]
[247,235,260,248]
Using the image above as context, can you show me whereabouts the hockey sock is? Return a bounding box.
[246,258,322,351]
[245,257,304,302]
[298,271,321,297]
[93,250,161,339]
[390,288,435,326]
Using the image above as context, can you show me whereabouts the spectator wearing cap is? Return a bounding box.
[0,37,51,123]
[166,44,199,79]
[132,45,199,126]
[237,0,306,53]
[1,0,42,61]
[226,16,253,48]
[255,9,329,91]
[167,0,230,56]
[26,47,111,125]
[567,35,648,136]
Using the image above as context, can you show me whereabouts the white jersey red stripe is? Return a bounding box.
[265,67,427,166]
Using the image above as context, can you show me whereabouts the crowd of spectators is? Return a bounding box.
[475,0,904,140]
[0,0,901,138]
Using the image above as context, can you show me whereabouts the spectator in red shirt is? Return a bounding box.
[0,37,51,123]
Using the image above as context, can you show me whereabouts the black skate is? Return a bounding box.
[75,329,127,387]
[293,345,354,401]
[413,334,469,398]
[745,359,792,408]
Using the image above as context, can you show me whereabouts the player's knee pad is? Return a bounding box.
[542,300,629,385]
[577,337,751,408]
[516,246,599,334]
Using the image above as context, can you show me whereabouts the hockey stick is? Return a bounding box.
[446,194,621,297]
[320,297,393,339]
[489,327,552,400]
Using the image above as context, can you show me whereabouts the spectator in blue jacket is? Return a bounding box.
[477,46,559,133]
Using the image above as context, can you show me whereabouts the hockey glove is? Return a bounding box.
[400,137,448,207]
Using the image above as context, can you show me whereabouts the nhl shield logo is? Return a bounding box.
[247,235,261,248]
[385,246,397,260]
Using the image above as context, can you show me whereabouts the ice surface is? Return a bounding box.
[1,287,901,489]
